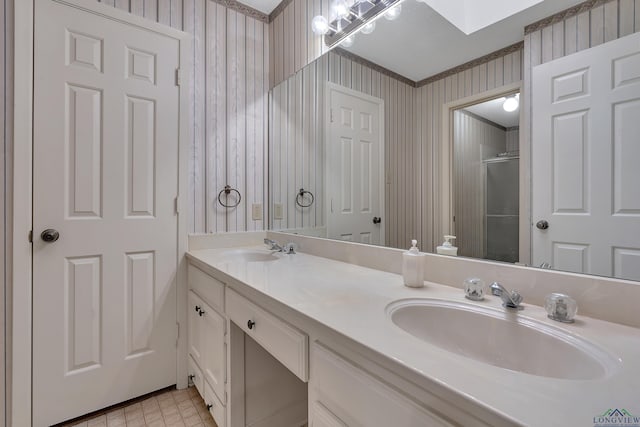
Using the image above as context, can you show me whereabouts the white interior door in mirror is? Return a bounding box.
[532,32,640,281]
[327,84,385,245]
[32,1,181,425]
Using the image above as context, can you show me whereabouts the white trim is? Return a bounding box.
[12,0,34,424]
[440,82,525,262]
[12,1,191,424]
[325,82,386,246]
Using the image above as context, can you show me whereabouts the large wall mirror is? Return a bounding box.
[268,0,640,283]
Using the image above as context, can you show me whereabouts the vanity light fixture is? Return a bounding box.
[503,94,519,112]
[312,0,405,48]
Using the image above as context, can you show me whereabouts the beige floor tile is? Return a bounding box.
[145,409,164,423]
[105,415,126,427]
[183,413,203,427]
[65,388,221,427]
[87,415,107,427]
[147,419,167,427]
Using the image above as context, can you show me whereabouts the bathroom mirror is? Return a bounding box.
[268,0,640,282]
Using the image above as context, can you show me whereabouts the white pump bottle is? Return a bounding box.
[402,239,426,288]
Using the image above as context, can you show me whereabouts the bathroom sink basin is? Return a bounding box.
[387,299,619,380]
[218,249,280,263]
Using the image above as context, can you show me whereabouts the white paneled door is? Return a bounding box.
[327,84,384,245]
[532,32,640,281]
[33,1,183,425]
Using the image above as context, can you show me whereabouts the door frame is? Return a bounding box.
[440,82,526,262]
[325,82,386,246]
[12,1,191,424]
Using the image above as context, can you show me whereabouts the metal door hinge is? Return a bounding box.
[330,108,334,123]
[175,68,182,86]
[175,196,180,214]
[28,230,33,243]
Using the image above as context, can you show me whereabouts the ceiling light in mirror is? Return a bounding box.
[361,21,376,34]
[384,4,402,21]
[503,95,519,112]
[311,15,331,36]
[333,0,351,20]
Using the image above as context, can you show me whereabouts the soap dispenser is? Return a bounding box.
[402,239,426,288]
[437,235,458,256]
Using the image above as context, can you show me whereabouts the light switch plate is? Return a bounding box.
[252,204,263,221]
[274,203,283,220]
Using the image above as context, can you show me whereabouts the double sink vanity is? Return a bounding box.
[186,232,640,427]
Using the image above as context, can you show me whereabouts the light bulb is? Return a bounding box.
[333,0,350,20]
[384,4,402,21]
[360,21,376,34]
[341,35,354,47]
[312,15,330,35]
[503,96,519,112]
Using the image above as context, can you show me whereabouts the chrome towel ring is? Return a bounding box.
[296,188,314,208]
[218,185,241,208]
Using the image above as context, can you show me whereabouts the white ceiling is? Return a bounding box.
[343,0,585,81]
[237,0,282,14]
[463,94,520,128]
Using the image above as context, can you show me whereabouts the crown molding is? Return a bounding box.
[212,0,269,23]
[416,41,524,87]
[269,0,294,22]
[524,0,615,34]
[332,47,416,87]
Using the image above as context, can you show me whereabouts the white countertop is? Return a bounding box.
[187,246,640,427]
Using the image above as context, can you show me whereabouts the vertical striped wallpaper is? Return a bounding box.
[100,0,270,234]
[270,51,418,249]
[1,0,13,422]
[269,0,328,87]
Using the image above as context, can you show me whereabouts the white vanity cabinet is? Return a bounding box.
[309,343,455,427]
[187,265,227,427]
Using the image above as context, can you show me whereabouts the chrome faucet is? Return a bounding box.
[264,238,297,254]
[490,282,523,310]
[264,238,284,252]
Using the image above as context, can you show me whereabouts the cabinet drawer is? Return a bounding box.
[204,380,226,427]
[226,288,308,382]
[311,343,454,427]
[188,355,204,397]
[188,264,225,312]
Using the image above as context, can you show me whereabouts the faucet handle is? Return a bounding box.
[545,293,577,323]
[283,242,297,254]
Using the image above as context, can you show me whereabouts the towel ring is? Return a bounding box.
[296,188,314,208]
[218,185,241,208]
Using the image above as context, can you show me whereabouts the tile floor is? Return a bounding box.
[63,387,218,427]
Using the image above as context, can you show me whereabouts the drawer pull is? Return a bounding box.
[206,403,213,411]
[247,320,255,330]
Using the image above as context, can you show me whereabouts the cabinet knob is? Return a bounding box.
[198,309,205,316]
[206,403,213,411]
[194,305,201,312]
[188,374,195,381]
[247,320,255,330]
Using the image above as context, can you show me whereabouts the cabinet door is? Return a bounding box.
[202,301,226,404]
[311,343,455,427]
[188,291,205,368]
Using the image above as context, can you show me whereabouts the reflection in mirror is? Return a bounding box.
[453,93,520,263]
[268,0,640,282]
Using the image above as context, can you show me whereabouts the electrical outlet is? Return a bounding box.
[274,203,283,220]
[251,204,263,221]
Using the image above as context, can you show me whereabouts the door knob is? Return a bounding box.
[41,229,60,242]
[536,220,549,230]
[373,217,382,224]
